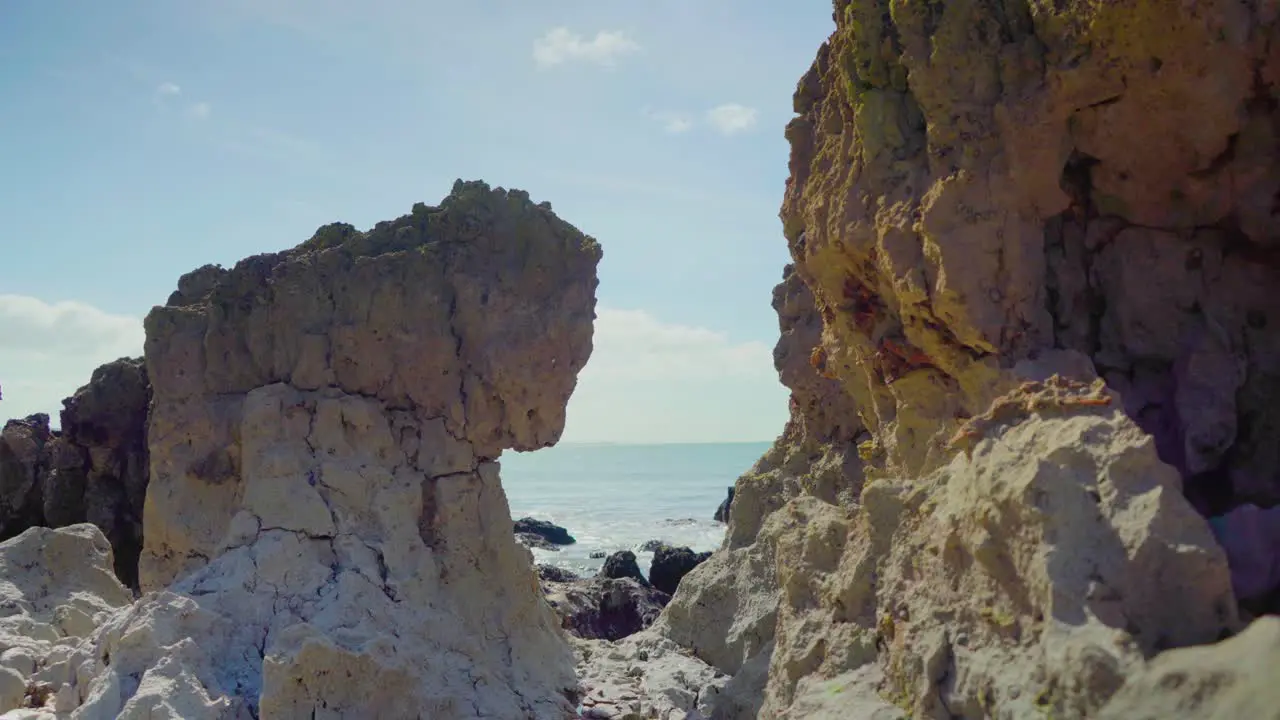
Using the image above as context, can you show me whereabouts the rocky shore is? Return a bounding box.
[3,1,1280,717]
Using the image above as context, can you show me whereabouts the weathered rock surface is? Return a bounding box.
[0,524,133,717]
[647,544,710,596]
[782,0,1280,495]
[634,1,1280,717]
[573,632,730,720]
[542,576,670,642]
[2,181,601,718]
[0,416,50,540]
[1095,616,1280,720]
[0,359,150,588]
[536,564,580,583]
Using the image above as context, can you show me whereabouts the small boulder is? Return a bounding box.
[637,540,666,552]
[649,545,711,595]
[588,550,606,559]
[513,517,576,545]
[599,550,646,585]
[713,486,734,523]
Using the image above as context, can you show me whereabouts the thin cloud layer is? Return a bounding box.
[563,308,787,443]
[643,108,693,134]
[0,298,787,443]
[533,28,640,68]
[706,103,758,135]
[0,295,144,420]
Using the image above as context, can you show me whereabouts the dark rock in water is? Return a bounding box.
[513,516,576,545]
[536,564,579,583]
[589,550,606,559]
[649,544,712,595]
[714,485,735,523]
[599,550,647,585]
[516,533,561,551]
[540,576,670,641]
[638,539,666,552]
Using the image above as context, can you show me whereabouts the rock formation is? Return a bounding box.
[599,550,647,585]
[618,1,1280,718]
[0,180,603,718]
[514,517,577,551]
[0,359,150,588]
[647,544,710,595]
[541,575,670,642]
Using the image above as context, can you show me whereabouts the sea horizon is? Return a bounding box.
[501,440,767,577]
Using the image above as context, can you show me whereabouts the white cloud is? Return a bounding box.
[706,103,758,135]
[533,28,640,69]
[0,296,143,421]
[0,297,788,444]
[644,108,693,134]
[561,308,788,443]
[156,81,181,96]
[188,102,212,119]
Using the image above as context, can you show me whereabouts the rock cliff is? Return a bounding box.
[0,180,602,719]
[646,0,1280,718]
[0,359,150,588]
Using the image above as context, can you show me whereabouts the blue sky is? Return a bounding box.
[0,0,834,443]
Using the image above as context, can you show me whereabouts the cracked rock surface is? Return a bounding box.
[3,180,601,719]
[637,1,1280,718]
[0,359,150,589]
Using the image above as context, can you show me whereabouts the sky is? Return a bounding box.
[0,0,835,444]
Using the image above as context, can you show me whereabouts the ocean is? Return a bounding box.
[500,441,771,577]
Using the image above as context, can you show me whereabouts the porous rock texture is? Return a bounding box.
[0,359,150,588]
[0,525,134,717]
[541,575,670,642]
[0,180,602,719]
[630,1,1280,718]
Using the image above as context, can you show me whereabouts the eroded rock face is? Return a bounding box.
[542,576,670,642]
[652,1,1279,717]
[782,0,1280,498]
[0,359,150,588]
[37,180,605,718]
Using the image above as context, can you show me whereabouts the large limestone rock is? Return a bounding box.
[0,525,133,717]
[16,180,602,718]
[782,0,1280,499]
[646,1,1280,717]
